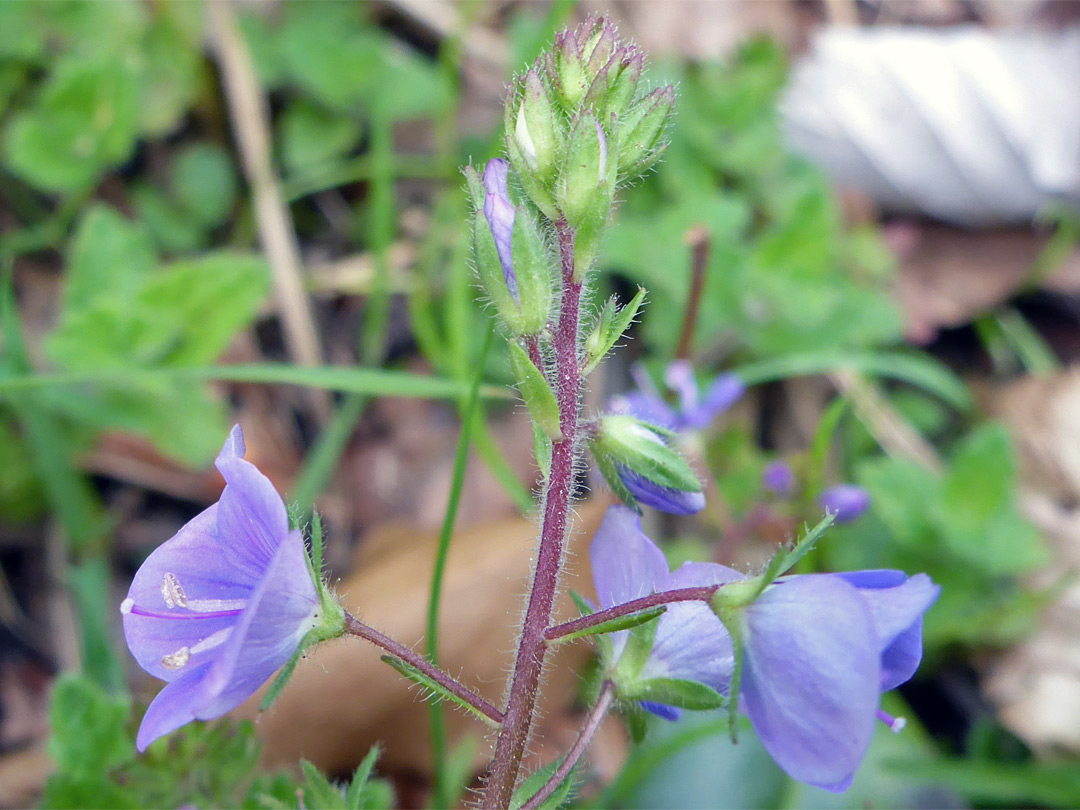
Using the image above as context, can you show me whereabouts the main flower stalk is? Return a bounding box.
[485,222,582,807]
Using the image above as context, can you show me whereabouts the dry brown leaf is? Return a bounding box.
[978,368,1080,751]
[889,223,1080,343]
[238,499,612,778]
[0,742,52,809]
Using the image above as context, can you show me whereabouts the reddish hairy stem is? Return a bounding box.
[544,585,721,642]
[344,612,505,725]
[520,681,616,810]
[484,221,583,808]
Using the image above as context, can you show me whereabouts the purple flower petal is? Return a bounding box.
[617,465,706,515]
[681,372,744,430]
[818,485,870,524]
[663,361,701,421]
[837,571,939,690]
[741,576,879,791]
[482,158,518,298]
[640,700,682,721]
[617,391,679,431]
[762,461,797,497]
[590,505,669,611]
[121,426,320,751]
[642,600,733,689]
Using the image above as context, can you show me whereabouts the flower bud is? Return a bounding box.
[818,485,870,524]
[514,70,560,181]
[762,461,797,498]
[465,160,525,334]
[591,415,705,515]
[618,86,675,180]
[559,112,612,229]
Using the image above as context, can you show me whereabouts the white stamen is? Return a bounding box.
[161,647,191,669]
[190,628,231,655]
[889,716,907,733]
[120,598,134,615]
[161,572,187,608]
[187,598,247,613]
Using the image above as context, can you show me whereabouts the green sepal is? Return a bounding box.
[590,440,639,512]
[617,86,674,181]
[509,340,563,441]
[620,677,726,711]
[558,111,611,229]
[623,703,650,743]
[380,655,501,728]
[710,514,836,617]
[505,96,559,220]
[510,760,577,810]
[462,164,484,210]
[596,415,702,493]
[532,419,553,480]
[716,614,745,744]
[583,287,646,375]
[510,207,553,336]
[613,608,660,683]
[516,69,561,181]
[553,32,587,110]
[551,604,666,646]
[472,212,526,334]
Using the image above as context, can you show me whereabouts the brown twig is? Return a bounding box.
[208,0,330,420]
[674,225,710,361]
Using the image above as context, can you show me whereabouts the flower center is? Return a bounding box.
[120,574,249,671]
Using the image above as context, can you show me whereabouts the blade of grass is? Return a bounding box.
[427,323,496,808]
[733,349,971,411]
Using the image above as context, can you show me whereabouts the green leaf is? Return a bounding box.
[615,610,660,683]
[301,760,348,809]
[510,760,576,810]
[3,55,138,192]
[170,143,238,228]
[47,674,132,779]
[583,287,646,375]
[550,605,666,645]
[532,419,553,480]
[136,8,203,137]
[132,183,207,253]
[64,204,157,312]
[509,340,563,440]
[621,677,725,711]
[380,656,500,727]
[280,99,362,175]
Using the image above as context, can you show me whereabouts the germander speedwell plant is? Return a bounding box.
[121,16,937,807]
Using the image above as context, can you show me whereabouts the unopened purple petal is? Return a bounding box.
[617,466,705,515]
[590,505,669,611]
[640,701,682,721]
[818,485,870,524]
[837,571,939,650]
[482,158,518,297]
[136,663,211,751]
[762,461,796,497]
[742,576,879,791]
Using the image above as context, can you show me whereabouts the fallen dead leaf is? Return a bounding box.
[237,498,612,779]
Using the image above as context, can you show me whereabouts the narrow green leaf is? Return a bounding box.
[615,610,660,682]
[301,760,346,809]
[510,760,577,810]
[381,656,500,728]
[345,745,382,809]
[621,677,725,711]
[583,286,646,375]
[551,605,666,645]
[509,340,563,440]
[733,349,971,411]
[260,639,306,712]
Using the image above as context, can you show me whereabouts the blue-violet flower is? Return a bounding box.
[818,484,871,524]
[591,505,939,791]
[762,460,797,497]
[590,505,734,720]
[613,360,744,433]
[120,426,323,751]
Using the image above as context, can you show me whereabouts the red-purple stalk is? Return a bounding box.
[484,222,583,808]
[544,585,722,643]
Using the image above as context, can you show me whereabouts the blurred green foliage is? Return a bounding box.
[42,674,393,810]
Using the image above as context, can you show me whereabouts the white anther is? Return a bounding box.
[190,628,231,655]
[120,598,134,615]
[161,647,191,669]
[161,573,187,608]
